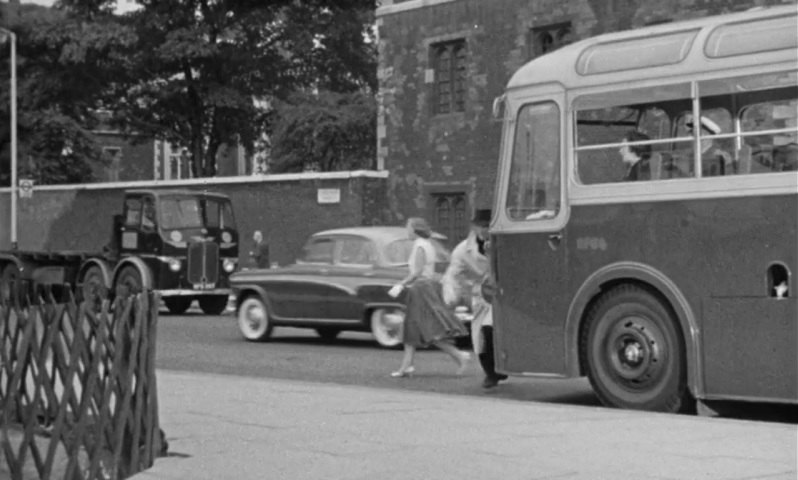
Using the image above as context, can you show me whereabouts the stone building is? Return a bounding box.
[376,0,795,244]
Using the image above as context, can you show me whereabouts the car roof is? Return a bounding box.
[311,226,446,242]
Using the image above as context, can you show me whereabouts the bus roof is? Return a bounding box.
[507,5,798,91]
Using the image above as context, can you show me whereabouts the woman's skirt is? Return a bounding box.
[403,277,468,347]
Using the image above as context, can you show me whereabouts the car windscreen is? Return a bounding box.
[384,238,450,265]
[160,197,203,229]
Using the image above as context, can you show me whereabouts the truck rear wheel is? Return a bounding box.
[164,297,193,315]
[582,284,690,413]
[81,265,107,305]
[1,264,22,307]
[199,295,228,315]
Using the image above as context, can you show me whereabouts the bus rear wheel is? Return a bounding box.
[582,284,690,413]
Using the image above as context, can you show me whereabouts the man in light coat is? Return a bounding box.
[442,209,508,389]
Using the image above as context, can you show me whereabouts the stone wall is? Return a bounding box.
[376,0,797,224]
[0,171,391,267]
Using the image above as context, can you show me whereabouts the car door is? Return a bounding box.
[324,236,378,321]
[265,236,336,320]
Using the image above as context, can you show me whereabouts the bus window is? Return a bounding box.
[506,102,560,221]
[699,71,798,174]
[574,83,691,184]
[673,109,733,177]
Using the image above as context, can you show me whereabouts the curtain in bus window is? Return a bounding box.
[506,102,560,221]
[574,83,692,184]
[699,71,798,175]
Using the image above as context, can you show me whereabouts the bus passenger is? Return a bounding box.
[685,115,732,176]
[620,130,652,181]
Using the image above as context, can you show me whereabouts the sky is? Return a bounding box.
[22,0,141,14]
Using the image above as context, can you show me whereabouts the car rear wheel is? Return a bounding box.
[370,308,404,348]
[164,297,193,315]
[238,296,273,342]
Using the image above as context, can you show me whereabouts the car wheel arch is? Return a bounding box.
[236,285,273,315]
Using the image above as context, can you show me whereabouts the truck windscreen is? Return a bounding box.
[160,197,203,229]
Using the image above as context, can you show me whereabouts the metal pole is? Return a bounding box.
[9,31,17,250]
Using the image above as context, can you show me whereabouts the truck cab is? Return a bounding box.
[109,189,239,314]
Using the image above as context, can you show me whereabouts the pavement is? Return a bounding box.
[131,370,798,480]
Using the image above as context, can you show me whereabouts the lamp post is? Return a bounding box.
[0,28,17,249]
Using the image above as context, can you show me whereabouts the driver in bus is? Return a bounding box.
[620,130,652,181]
[685,115,732,176]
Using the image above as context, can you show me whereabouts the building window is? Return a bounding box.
[102,146,122,182]
[431,192,467,246]
[432,40,467,115]
[528,22,572,59]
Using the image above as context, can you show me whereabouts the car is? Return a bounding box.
[230,226,470,348]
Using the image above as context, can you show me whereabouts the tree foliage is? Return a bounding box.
[269,90,376,173]
[1,0,377,185]
[0,2,136,185]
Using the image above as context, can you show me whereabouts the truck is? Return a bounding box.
[0,188,239,314]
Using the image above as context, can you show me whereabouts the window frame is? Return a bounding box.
[431,39,467,115]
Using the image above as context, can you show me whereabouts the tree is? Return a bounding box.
[75,0,377,177]
[269,90,376,173]
[0,2,136,185]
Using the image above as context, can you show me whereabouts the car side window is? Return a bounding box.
[337,237,376,266]
[299,238,334,264]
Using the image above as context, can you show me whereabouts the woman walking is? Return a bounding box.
[388,217,471,377]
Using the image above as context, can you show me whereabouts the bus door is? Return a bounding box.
[492,93,571,376]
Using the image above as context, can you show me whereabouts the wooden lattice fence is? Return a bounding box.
[0,285,164,480]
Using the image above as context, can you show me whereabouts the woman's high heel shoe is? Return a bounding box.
[390,366,415,378]
[456,353,473,376]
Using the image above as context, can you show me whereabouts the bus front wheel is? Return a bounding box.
[582,284,690,413]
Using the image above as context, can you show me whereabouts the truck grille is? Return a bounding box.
[187,241,220,286]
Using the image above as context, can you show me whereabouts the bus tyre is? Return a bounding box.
[582,284,690,413]
[164,297,193,315]
[199,295,228,315]
[238,296,272,342]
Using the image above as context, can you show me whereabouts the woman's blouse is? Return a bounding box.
[408,238,436,280]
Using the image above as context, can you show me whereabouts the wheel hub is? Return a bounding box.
[606,317,665,385]
[246,306,265,329]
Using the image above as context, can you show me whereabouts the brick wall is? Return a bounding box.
[376,0,797,231]
[0,172,389,267]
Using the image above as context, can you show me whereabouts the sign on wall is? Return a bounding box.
[317,188,341,204]
[19,179,34,199]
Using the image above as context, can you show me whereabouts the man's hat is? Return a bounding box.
[685,115,721,135]
[472,209,492,227]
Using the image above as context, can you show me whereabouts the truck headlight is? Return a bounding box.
[168,258,182,272]
[223,258,237,273]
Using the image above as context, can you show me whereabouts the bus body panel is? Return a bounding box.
[494,191,797,402]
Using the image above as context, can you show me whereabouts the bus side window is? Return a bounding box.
[699,71,798,175]
[574,83,691,184]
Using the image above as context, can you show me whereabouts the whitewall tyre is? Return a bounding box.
[238,296,273,342]
[370,308,404,348]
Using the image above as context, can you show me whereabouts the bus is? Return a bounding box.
[489,5,797,413]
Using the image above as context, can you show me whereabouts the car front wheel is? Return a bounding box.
[238,296,273,342]
[370,308,405,348]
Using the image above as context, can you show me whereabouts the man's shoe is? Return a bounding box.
[482,376,499,389]
[497,374,508,381]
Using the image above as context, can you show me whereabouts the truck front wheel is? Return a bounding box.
[164,297,193,315]
[199,295,228,315]
[115,266,143,298]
